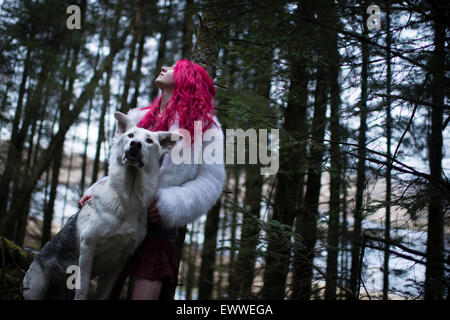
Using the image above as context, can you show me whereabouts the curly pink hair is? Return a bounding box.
[137,59,217,142]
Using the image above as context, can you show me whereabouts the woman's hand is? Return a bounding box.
[78,194,94,209]
[147,201,161,225]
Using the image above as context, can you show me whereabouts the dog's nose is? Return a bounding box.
[130,140,142,150]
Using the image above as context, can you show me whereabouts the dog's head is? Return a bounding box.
[113,112,182,169]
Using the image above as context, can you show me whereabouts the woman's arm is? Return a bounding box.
[156,161,226,228]
[155,117,226,228]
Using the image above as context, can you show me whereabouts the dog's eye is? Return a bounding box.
[146,138,153,144]
[128,133,134,138]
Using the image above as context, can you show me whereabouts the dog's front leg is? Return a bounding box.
[97,267,124,300]
[74,239,95,300]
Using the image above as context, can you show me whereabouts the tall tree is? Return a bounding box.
[325,0,342,300]
[228,9,273,298]
[227,167,241,299]
[216,179,230,298]
[383,0,393,300]
[348,2,370,298]
[231,162,263,298]
[263,0,309,300]
[80,8,107,194]
[424,0,446,300]
[0,13,65,237]
[150,0,173,100]
[198,199,222,299]
[191,0,228,79]
[120,0,147,114]
[295,34,329,301]
[41,0,88,247]
[181,0,194,59]
[184,222,199,300]
[91,2,124,184]
[129,17,148,109]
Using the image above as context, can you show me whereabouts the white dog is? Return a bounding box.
[22,112,181,300]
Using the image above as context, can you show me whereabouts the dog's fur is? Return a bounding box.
[22,112,181,300]
[126,108,227,229]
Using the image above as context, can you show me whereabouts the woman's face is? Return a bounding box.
[155,65,175,89]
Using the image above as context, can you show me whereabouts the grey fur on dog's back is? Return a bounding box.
[23,213,79,300]
[35,212,79,273]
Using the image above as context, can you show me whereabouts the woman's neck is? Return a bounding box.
[160,89,173,113]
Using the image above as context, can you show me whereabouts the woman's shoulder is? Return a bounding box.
[208,114,224,139]
[211,114,221,127]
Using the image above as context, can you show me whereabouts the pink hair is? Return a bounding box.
[137,59,218,143]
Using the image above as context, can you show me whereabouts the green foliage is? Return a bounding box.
[0,236,35,300]
[216,87,278,130]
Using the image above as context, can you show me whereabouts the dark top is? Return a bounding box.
[146,224,178,243]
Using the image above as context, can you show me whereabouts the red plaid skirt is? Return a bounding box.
[129,236,178,286]
[109,236,178,299]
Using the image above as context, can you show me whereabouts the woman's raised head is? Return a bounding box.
[138,59,217,140]
[172,59,215,98]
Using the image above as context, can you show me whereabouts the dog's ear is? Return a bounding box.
[114,112,135,133]
[158,131,182,153]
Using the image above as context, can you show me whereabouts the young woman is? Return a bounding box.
[78,59,226,299]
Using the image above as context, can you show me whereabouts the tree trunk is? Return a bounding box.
[340,145,349,296]
[0,48,53,236]
[232,164,263,298]
[325,0,341,300]
[4,59,58,240]
[231,43,271,297]
[424,0,445,300]
[181,0,194,59]
[0,37,33,225]
[295,58,328,300]
[80,100,93,195]
[92,63,113,184]
[185,223,198,300]
[91,1,125,185]
[216,176,230,298]
[81,15,106,194]
[198,199,222,299]
[41,146,64,247]
[383,0,392,301]
[349,3,369,298]
[16,87,51,246]
[61,131,77,226]
[120,4,144,114]
[227,167,240,299]
[283,0,310,300]
[151,0,173,100]
[130,26,147,109]
[191,0,228,79]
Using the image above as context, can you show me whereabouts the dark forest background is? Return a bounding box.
[0,0,448,300]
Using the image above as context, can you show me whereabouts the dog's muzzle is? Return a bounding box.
[123,140,144,168]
